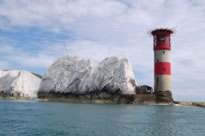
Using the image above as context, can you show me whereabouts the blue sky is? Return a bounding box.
[0,0,205,101]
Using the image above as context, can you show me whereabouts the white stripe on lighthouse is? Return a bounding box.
[154,50,171,63]
[154,75,171,92]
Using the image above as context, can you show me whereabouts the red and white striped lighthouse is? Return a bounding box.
[151,28,174,103]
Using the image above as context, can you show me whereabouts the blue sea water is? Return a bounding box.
[0,99,204,136]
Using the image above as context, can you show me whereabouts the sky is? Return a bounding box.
[0,0,205,101]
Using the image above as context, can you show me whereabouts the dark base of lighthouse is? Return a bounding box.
[156,91,173,103]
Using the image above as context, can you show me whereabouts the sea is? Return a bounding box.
[0,99,204,136]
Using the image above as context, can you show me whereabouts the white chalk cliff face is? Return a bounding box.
[0,70,41,98]
[40,56,137,94]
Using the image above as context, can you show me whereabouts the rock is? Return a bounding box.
[117,94,135,104]
[156,91,173,103]
[0,70,41,98]
[174,101,205,108]
[38,92,157,104]
[132,94,156,104]
[135,85,154,94]
[39,56,137,95]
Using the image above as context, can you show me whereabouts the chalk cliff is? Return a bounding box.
[39,56,137,95]
[0,70,41,98]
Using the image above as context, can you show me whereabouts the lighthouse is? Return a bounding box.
[151,28,174,103]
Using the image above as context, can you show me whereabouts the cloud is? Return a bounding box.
[0,43,60,68]
[0,0,205,100]
[0,0,128,31]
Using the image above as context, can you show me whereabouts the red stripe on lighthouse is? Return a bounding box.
[154,44,171,50]
[155,62,171,75]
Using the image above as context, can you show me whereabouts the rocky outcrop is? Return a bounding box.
[38,91,156,104]
[135,85,154,94]
[156,91,173,103]
[0,70,41,98]
[39,56,137,96]
[174,101,205,108]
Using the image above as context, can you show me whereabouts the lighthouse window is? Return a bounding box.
[160,37,166,41]
[166,37,170,44]
[154,37,157,47]
[157,34,166,44]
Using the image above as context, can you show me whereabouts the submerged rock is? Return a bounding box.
[39,56,137,95]
[0,70,41,98]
